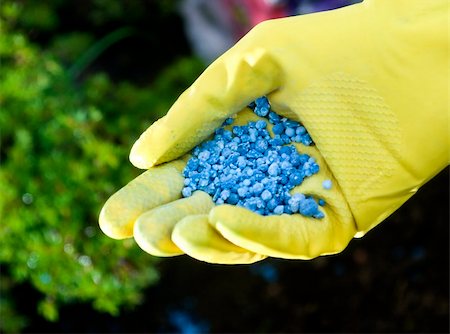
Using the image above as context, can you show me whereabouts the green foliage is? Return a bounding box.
[15,1,61,31]
[0,1,205,332]
[0,275,29,332]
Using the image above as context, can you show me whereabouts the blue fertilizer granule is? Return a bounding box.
[322,179,332,190]
[182,96,324,218]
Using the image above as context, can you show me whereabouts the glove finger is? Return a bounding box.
[209,144,356,259]
[172,214,267,264]
[133,191,214,257]
[210,204,354,260]
[99,159,185,239]
[129,35,282,169]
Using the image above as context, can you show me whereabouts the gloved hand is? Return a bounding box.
[99,0,449,263]
[99,109,354,263]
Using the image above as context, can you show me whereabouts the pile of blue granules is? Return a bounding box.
[182,96,326,218]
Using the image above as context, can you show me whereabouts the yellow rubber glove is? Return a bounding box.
[100,0,449,262]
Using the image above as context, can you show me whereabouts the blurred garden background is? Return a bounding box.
[0,0,448,333]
